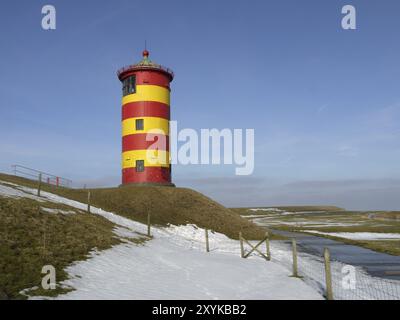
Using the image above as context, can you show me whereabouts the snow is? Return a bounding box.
[301,230,400,240]
[0,180,323,300]
[241,214,271,219]
[46,237,321,300]
[252,216,365,228]
[50,223,322,299]
[249,208,281,212]
[0,182,46,202]
[247,208,306,216]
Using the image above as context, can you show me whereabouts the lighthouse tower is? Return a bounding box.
[117,50,174,186]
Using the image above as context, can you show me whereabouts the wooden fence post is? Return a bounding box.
[292,239,299,277]
[43,229,46,257]
[87,191,91,213]
[239,232,244,258]
[265,232,271,261]
[205,229,210,252]
[324,248,334,300]
[147,213,151,237]
[37,173,42,197]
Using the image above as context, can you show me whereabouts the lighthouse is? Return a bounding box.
[117,50,174,186]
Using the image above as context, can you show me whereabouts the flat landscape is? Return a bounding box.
[233,207,400,256]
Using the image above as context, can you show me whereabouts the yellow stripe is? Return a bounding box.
[122,117,169,136]
[122,150,170,169]
[122,85,170,105]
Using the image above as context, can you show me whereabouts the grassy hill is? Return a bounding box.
[0,173,278,299]
[0,173,271,241]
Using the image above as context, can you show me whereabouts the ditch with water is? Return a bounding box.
[269,228,400,281]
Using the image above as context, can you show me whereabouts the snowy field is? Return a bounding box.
[301,230,400,241]
[0,180,323,300]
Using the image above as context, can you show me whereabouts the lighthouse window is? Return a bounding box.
[136,119,144,131]
[122,75,136,96]
[136,160,145,172]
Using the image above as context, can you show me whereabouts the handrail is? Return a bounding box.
[11,164,72,188]
[117,64,174,79]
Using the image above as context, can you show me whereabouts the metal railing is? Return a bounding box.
[11,165,72,188]
[117,64,174,78]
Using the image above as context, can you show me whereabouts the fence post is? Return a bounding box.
[147,213,151,237]
[87,191,91,213]
[324,248,334,300]
[37,173,42,197]
[43,229,46,257]
[205,229,210,252]
[292,239,299,277]
[239,232,244,258]
[266,232,271,261]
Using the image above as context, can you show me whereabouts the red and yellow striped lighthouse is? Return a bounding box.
[117,50,174,186]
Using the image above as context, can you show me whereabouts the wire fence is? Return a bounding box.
[269,240,400,300]
[11,165,72,188]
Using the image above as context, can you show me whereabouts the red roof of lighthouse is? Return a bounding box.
[117,50,174,81]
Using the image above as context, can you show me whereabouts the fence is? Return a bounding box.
[11,165,72,188]
[200,231,400,300]
[268,239,400,300]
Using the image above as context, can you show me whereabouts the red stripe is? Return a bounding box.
[119,70,171,89]
[122,167,171,184]
[122,101,170,120]
[122,134,169,152]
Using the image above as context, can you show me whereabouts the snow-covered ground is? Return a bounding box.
[301,230,400,241]
[48,234,322,300]
[0,180,323,300]
[251,216,365,228]
[249,208,281,212]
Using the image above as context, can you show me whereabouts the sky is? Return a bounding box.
[1,0,400,210]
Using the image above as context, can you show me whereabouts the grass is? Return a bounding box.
[270,206,343,212]
[233,206,400,256]
[0,196,121,299]
[369,211,400,221]
[232,206,344,216]
[0,173,281,241]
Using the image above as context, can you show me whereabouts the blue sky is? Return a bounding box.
[1,0,400,210]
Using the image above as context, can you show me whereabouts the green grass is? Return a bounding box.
[0,196,121,299]
[0,173,282,241]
